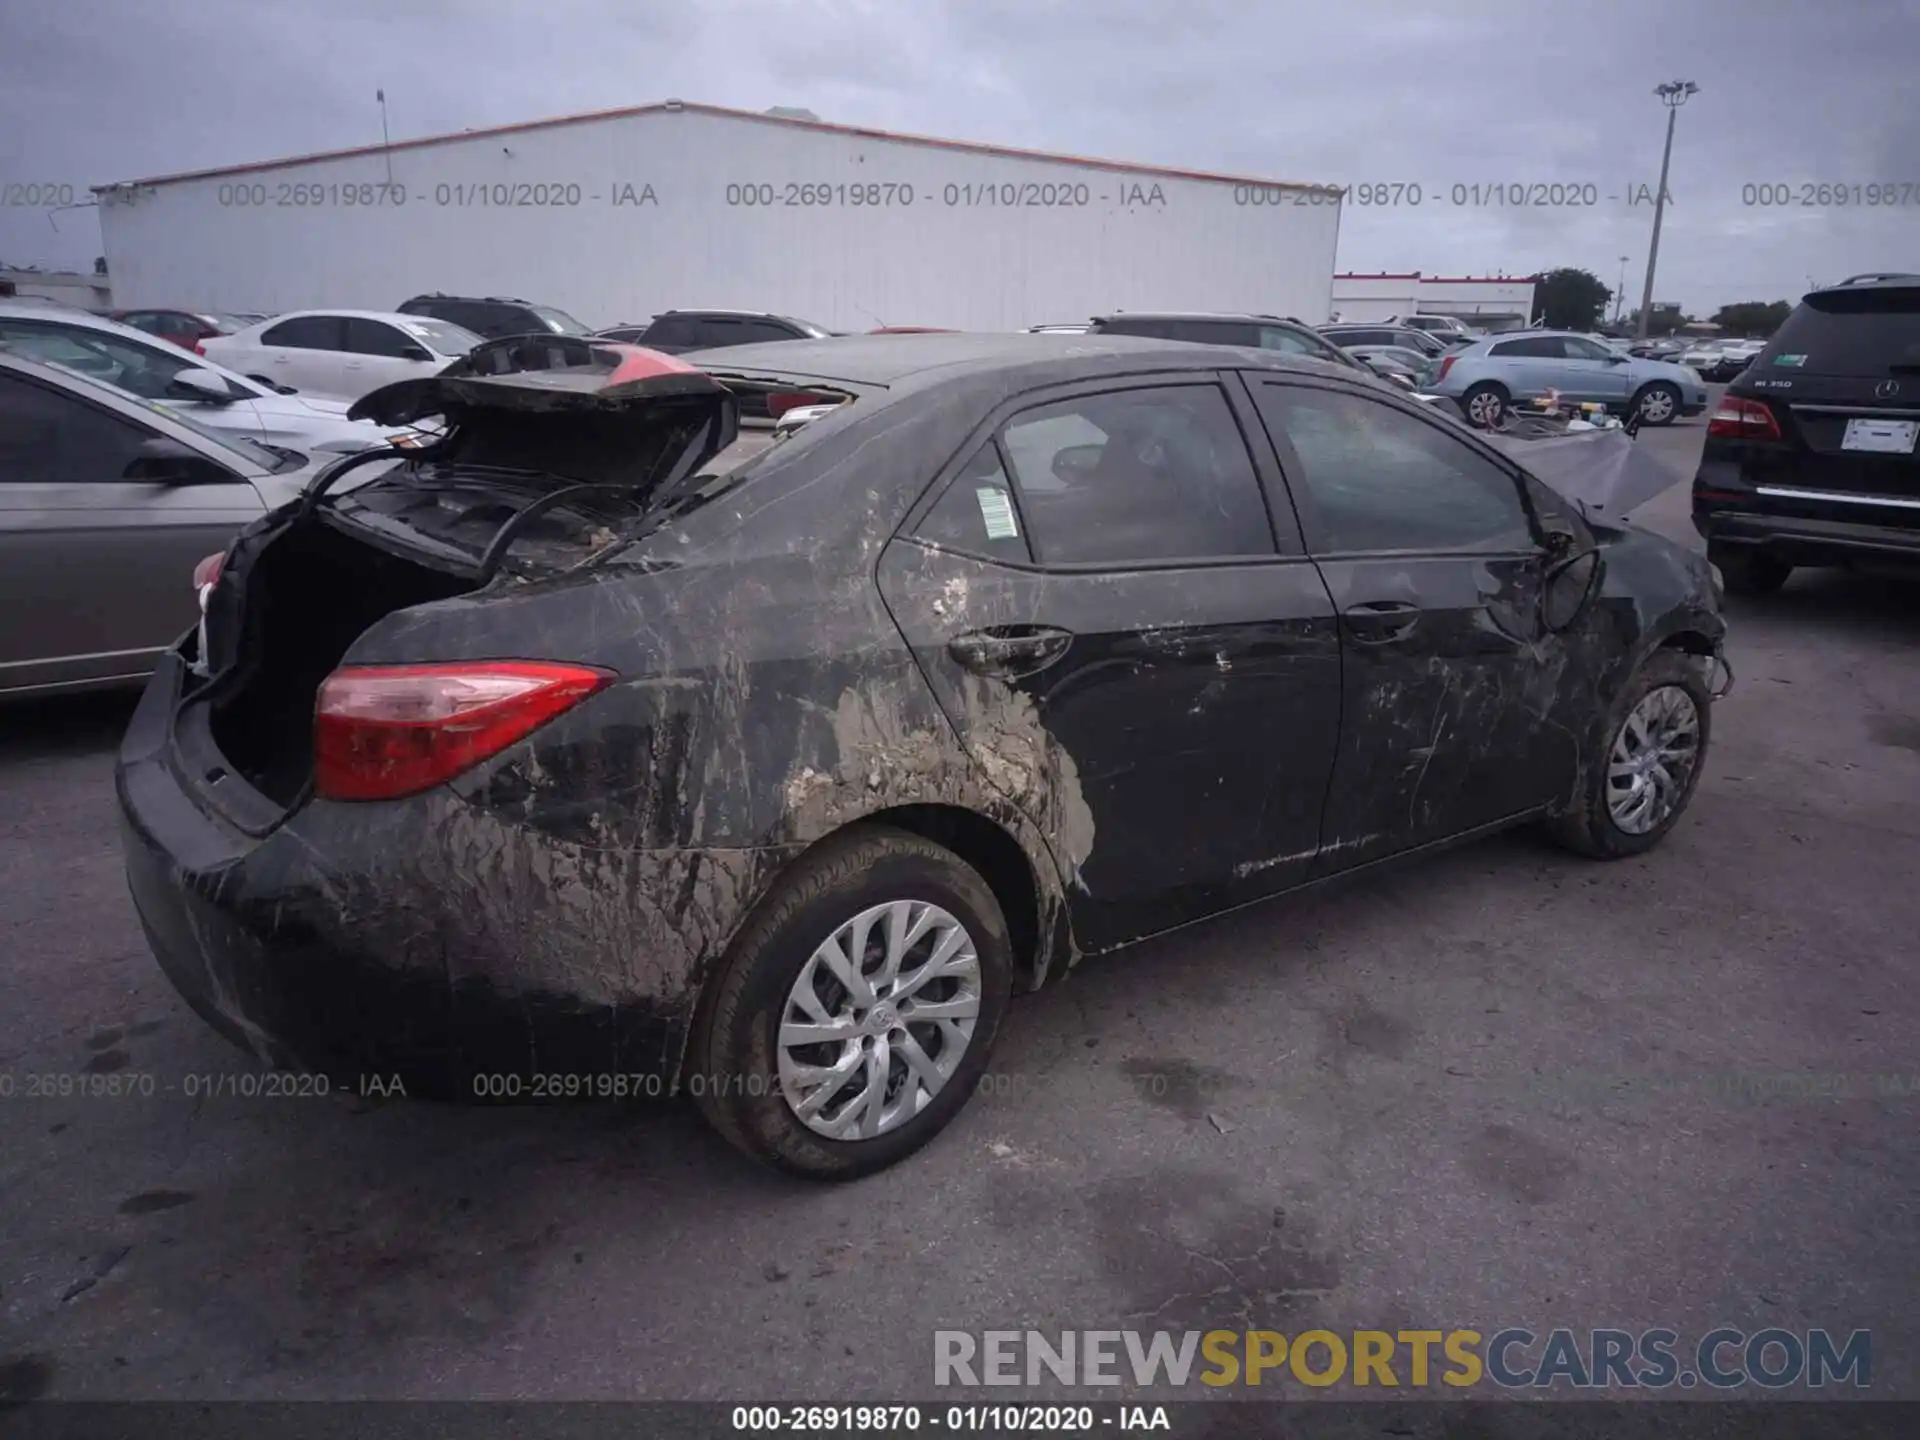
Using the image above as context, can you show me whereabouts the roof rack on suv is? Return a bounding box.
[1834,273,1920,286]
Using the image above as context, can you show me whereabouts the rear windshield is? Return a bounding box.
[1759,288,1920,377]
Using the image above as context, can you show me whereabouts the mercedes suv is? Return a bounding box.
[1692,273,1920,594]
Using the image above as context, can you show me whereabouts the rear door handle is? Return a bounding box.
[947,625,1074,678]
[1341,600,1421,644]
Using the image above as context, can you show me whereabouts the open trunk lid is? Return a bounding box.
[180,339,753,818]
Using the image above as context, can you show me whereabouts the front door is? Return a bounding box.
[1248,377,1581,872]
[1557,336,1634,406]
[878,376,1344,953]
[0,369,265,692]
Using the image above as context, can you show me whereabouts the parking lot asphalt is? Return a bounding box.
[2,396,1917,1404]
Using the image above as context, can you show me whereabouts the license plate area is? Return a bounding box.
[1841,418,1919,454]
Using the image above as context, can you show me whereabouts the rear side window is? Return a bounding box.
[1490,336,1562,358]
[1760,289,1920,377]
[914,443,1033,564]
[995,384,1274,566]
[1255,383,1533,554]
[261,315,342,350]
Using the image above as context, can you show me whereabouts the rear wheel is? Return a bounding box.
[690,825,1013,1180]
[1631,382,1681,426]
[1462,382,1510,429]
[1547,649,1711,859]
[1709,543,1792,596]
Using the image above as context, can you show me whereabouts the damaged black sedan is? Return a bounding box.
[118,331,1725,1179]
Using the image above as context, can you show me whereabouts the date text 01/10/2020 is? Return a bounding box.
[213,181,660,208]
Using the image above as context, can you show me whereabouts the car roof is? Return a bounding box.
[657,309,812,322]
[254,309,457,325]
[1091,311,1302,323]
[675,330,1350,390]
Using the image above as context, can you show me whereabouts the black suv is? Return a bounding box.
[1692,273,1920,594]
[1087,312,1367,372]
[597,310,834,352]
[397,294,593,340]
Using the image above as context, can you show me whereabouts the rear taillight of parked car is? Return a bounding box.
[1435,354,1457,383]
[1707,396,1782,441]
[313,661,614,801]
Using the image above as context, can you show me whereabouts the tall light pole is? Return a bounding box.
[1635,80,1699,341]
[1615,254,1630,325]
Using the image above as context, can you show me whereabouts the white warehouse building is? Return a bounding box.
[95,100,1342,334]
[1331,272,1539,330]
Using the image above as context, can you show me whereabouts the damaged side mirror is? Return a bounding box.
[1542,548,1604,633]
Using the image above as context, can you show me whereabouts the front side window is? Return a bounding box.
[996,384,1274,565]
[1254,382,1535,554]
[346,318,422,358]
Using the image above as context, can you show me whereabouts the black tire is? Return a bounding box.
[1631,381,1682,426]
[1709,543,1792,596]
[689,824,1013,1181]
[1546,648,1712,859]
[1461,382,1510,429]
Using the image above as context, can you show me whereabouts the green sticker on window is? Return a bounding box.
[1773,353,1807,367]
[976,486,1019,540]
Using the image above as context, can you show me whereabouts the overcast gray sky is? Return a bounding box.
[4,0,1917,316]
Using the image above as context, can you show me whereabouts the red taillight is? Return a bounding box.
[1436,354,1457,382]
[191,339,207,356]
[192,551,225,590]
[313,661,613,802]
[1707,396,1781,441]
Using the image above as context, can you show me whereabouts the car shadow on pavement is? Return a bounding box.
[1724,565,1920,644]
[0,691,139,765]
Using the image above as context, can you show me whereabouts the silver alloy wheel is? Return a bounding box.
[1467,389,1505,426]
[1637,387,1676,423]
[776,899,982,1140]
[1606,684,1701,834]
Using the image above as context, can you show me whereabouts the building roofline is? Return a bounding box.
[1421,275,1541,284]
[1334,272,1422,280]
[94,98,1334,194]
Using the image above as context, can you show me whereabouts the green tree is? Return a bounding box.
[1710,300,1791,337]
[1536,267,1612,330]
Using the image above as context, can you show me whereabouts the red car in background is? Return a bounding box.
[107,309,266,356]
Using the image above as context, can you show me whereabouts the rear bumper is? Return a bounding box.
[1693,504,1920,566]
[117,650,796,1099]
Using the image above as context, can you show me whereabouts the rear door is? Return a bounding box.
[878,374,1343,952]
[255,315,347,394]
[1485,335,1568,399]
[0,369,266,692]
[1248,377,1579,870]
